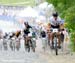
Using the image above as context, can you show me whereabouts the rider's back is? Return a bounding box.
[24,25,32,35]
[40,31,46,38]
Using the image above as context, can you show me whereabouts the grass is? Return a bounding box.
[0,0,35,6]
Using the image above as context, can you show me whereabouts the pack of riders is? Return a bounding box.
[0,11,65,52]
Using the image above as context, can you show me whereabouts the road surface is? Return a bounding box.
[0,37,75,63]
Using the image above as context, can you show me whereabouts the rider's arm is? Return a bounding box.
[28,25,32,28]
[49,16,54,25]
[60,24,64,30]
[59,19,65,30]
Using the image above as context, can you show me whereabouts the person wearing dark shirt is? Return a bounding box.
[23,22,32,36]
[40,28,47,51]
[40,31,46,38]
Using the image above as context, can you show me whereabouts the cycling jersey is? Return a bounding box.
[50,16,61,28]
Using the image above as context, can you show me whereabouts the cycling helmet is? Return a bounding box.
[24,22,28,25]
[53,12,58,17]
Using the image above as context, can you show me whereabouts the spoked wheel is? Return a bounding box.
[54,34,58,55]
[32,44,36,52]
[32,48,35,52]
[31,39,36,52]
[55,46,58,55]
[16,45,20,51]
[24,39,30,52]
[25,42,30,52]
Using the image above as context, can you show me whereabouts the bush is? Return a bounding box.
[70,33,75,51]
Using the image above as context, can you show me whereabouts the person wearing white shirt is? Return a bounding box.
[50,12,62,28]
[49,12,64,49]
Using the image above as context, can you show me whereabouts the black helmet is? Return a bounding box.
[24,22,28,25]
[53,12,58,17]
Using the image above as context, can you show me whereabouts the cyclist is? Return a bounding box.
[23,22,32,52]
[40,27,47,51]
[49,12,64,49]
[23,22,32,36]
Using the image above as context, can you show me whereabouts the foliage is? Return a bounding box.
[70,33,75,51]
[65,6,75,31]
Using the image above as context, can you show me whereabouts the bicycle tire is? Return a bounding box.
[54,36,58,55]
[55,47,58,55]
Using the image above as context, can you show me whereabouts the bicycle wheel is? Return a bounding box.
[54,37,58,55]
[55,46,58,55]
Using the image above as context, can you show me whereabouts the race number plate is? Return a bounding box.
[53,29,58,33]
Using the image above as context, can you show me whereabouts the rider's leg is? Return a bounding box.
[51,33,54,48]
[24,38,27,50]
[49,33,52,44]
[57,32,61,48]
[28,45,30,52]
[61,31,64,42]
[48,33,52,46]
